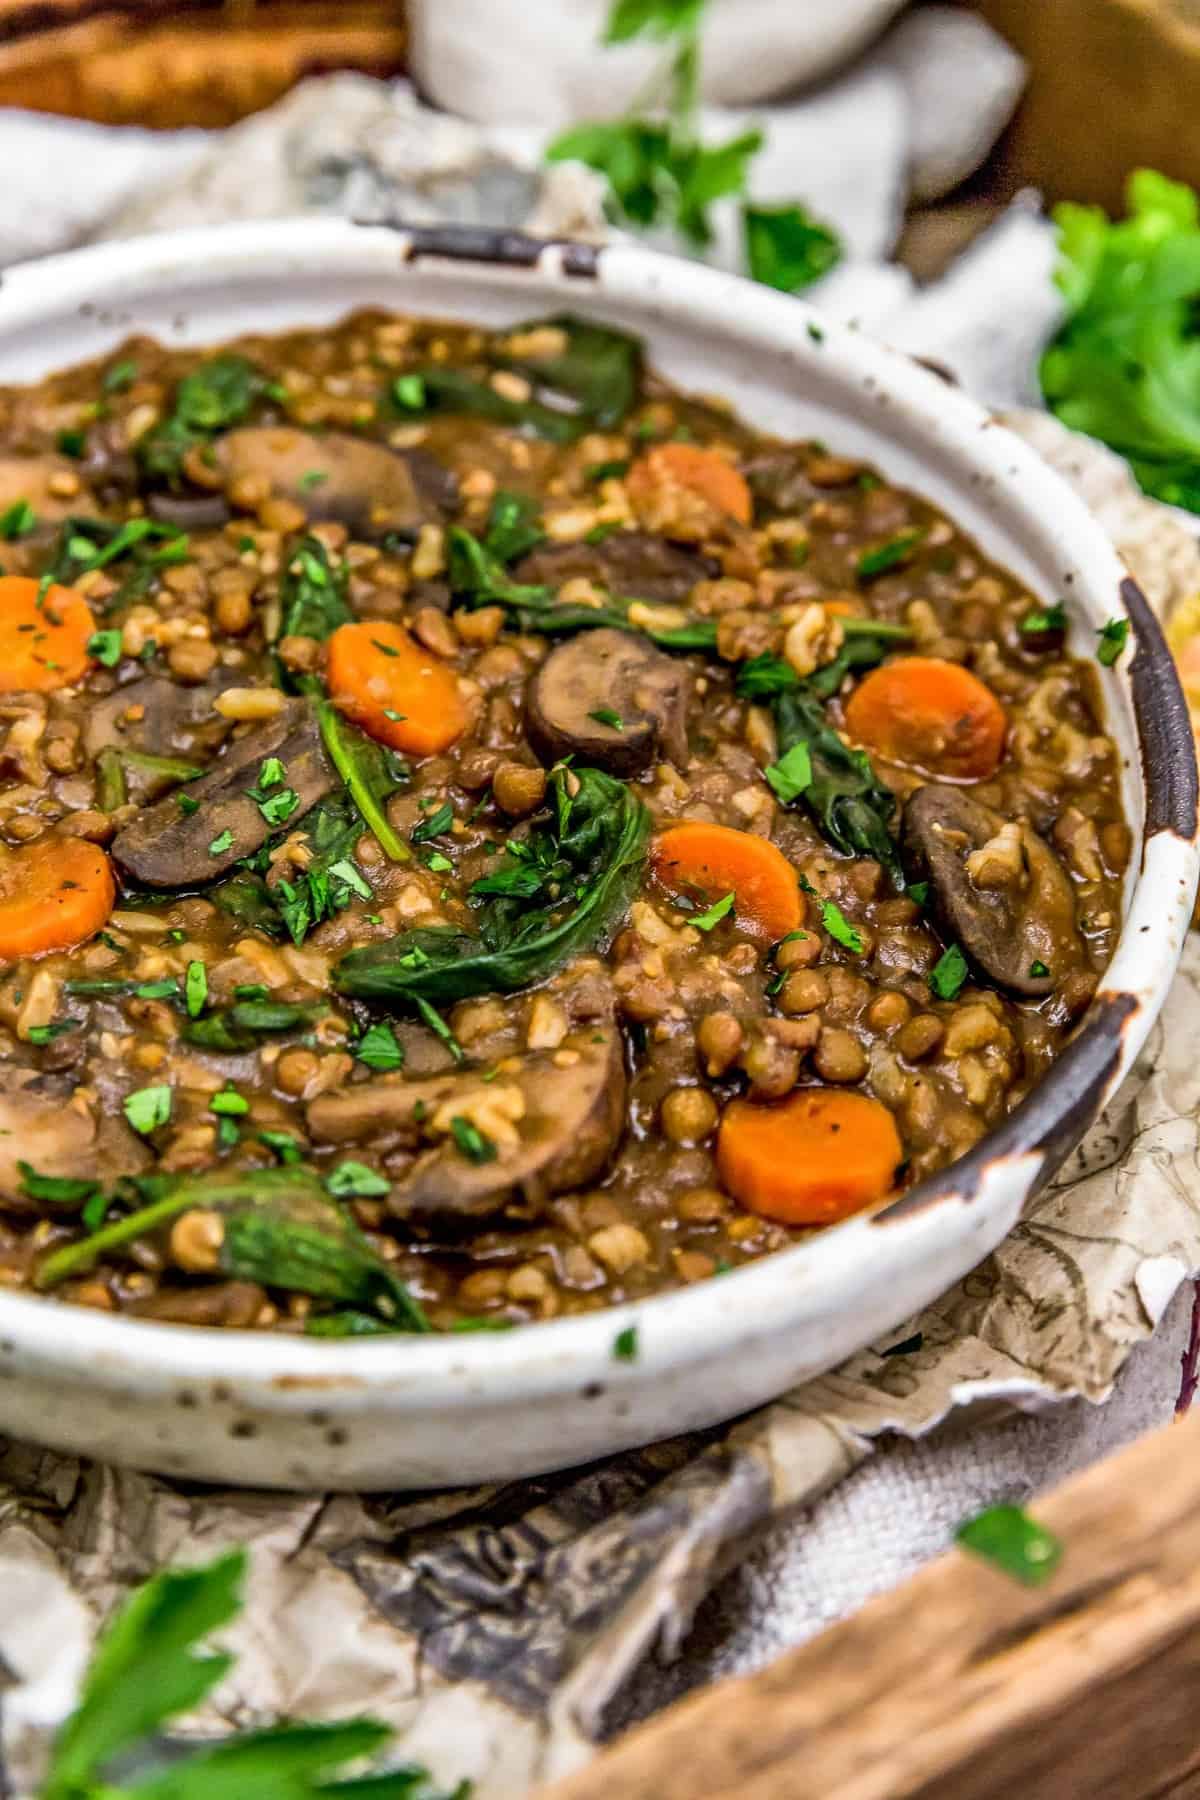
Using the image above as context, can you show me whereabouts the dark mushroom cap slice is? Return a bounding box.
[306,979,627,1222]
[213,428,454,540]
[901,784,1085,998]
[82,672,239,767]
[513,529,717,603]
[526,627,689,777]
[0,1068,148,1209]
[111,699,335,887]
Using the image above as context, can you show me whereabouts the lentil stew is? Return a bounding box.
[0,308,1130,1335]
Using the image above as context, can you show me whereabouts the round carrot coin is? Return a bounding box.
[326,619,469,756]
[0,837,116,961]
[0,575,96,693]
[842,656,1007,781]
[717,1088,903,1226]
[653,821,803,941]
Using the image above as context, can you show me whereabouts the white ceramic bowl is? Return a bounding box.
[0,221,1193,1491]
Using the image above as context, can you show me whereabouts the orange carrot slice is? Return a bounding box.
[717,1088,903,1226]
[627,442,753,528]
[843,655,1007,781]
[653,821,802,941]
[326,619,469,756]
[0,575,96,694]
[0,837,115,961]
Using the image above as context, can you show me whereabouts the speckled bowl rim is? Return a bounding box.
[0,220,1193,1453]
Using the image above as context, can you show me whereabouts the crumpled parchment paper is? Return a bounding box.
[2,60,1200,1800]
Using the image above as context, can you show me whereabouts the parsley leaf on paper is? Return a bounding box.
[41,1546,469,1800]
[1041,169,1200,513]
[744,203,842,293]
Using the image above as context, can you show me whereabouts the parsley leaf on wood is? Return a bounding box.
[956,1503,1063,1587]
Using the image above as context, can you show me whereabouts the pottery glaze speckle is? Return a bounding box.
[0,221,1192,1490]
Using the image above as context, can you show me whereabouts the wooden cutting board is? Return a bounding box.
[533,1406,1200,1798]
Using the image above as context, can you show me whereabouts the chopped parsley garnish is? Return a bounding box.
[1020,602,1066,636]
[25,1018,80,1046]
[588,707,625,730]
[450,1116,498,1164]
[856,527,925,580]
[907,881,930,908]
[820,899,864,954]
[56,427,86,458]
[208,828,234,856]
[210,1088,249,1116]
[955,1503,1062,1587]
[178,793,200,816]
[1097,617,1130,666]
[612,1324,639,1362]
[392,373,427,410]
[81,1189,109,1232]
[258,1128,302,1164]
[326,858,372,901]
[411,800,454,844]
[326,1160,391,1198]
[354,1020,405,1072]
[102,358,138,392]
[690,891,735,932]
[87,628,123,667]
[415,995,464,1064]
[258,756,286,788]
[0,498,36,540]
[1029,958,1050,979]
[17,1161,100,1207]
[257,787,300,827]
[298,468,328,490]
[929,943,969,1001]
[184,960,207,1018]
[426,851,453,874]
[764,740,812,804]
[123,1083,172,1135]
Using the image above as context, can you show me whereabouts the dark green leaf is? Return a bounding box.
[764,741,812,804]
[929,944,969,1000]
[139,354,272,485]
[336,767,651,1008]
[449,1117,497,1164]
[1020,603,1066,636]
[411,800,454,844]
[819,899,864,954]
[690,891,734,932]
[1097,617,1130,666]
[183,999,323,1052]
[0,497,36,540]
[355,1020,405,1072]
[743,201,842,292]
[279,535,354,644]
[856,528,926,580]
[88,627,123,667]
[103,358,138,393]
[124,1083,172,1134]
[316,701,409,863]
[17,1161,101,1209]
[184,960,207,1019]
[327,1160,391,1198]
[603,0,706,43]
[41,1548,246,1798]
[36,1166,428,1330]
[612,1324,639,1361]
[956,1503,1062,1587]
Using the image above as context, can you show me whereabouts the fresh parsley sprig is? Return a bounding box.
[546,0,841,291]
[40,1547,468,1799]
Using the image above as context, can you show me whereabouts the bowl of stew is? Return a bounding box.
[0,220,1191,1490]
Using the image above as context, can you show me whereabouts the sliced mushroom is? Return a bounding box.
[526,627,689,776]
[513,529,717,603]
[147,491,232,531]
[901,784,1085,998]
[112,700,335,887]
[0,1068,148,1211]
[82,673,239,764]
[307,972,626,1221]
[213,429,454,539]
